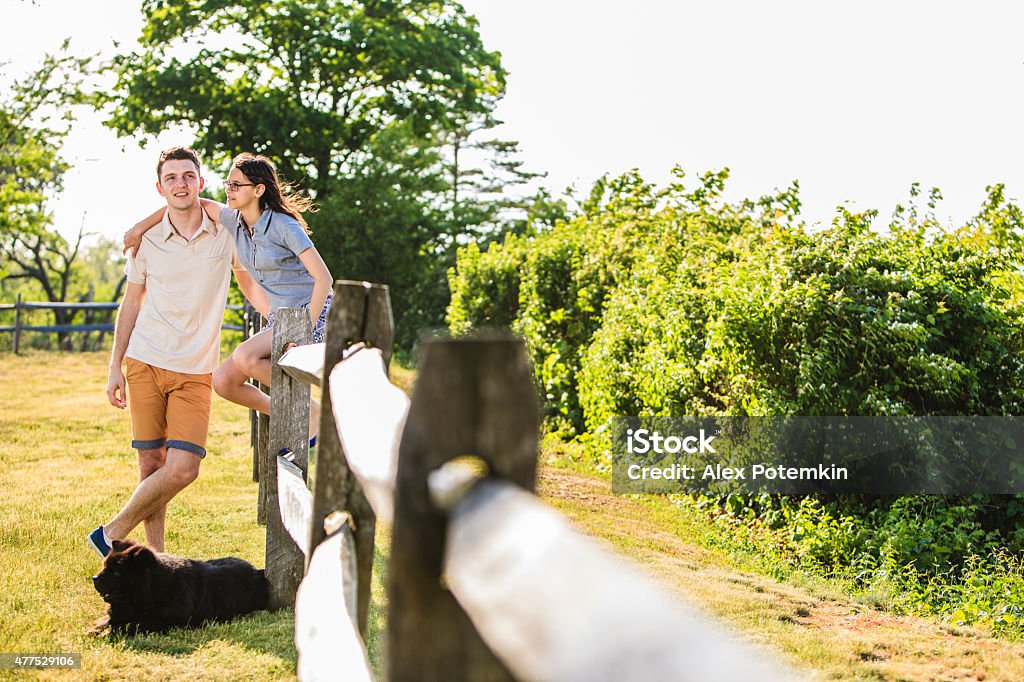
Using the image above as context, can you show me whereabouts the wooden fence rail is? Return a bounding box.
[0,293,248,353]
[260,280,796,681]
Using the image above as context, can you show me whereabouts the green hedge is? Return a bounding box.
[448,170,666,431]
[448,171,1024,428]
[447,171,1024,633]
[581,218,1024,428]
[448,168,789,432]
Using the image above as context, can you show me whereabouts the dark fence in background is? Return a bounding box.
[0,293,249,353]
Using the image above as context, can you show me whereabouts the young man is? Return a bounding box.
[88,147,266,557]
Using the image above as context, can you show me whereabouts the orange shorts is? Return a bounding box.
[125,357,213,458]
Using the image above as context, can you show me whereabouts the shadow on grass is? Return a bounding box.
[100,608,297,667]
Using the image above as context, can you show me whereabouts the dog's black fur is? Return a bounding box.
[90,539,269,635]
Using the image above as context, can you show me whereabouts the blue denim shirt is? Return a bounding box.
[219,207,315,313]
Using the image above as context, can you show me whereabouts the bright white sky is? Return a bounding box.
[3,0,1023,244]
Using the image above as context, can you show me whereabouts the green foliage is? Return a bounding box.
[107,0,544,349]
[451,168,1024,430]
[452,167,1024,635]
[107,0,506,200]
[695,491,1024,635]
[1,43,95,285]
[0,42,94,242]
[0,44,106,349]
[580,188,1024,427]
[448,169,662,432]
[908,550,1024,636]
[446,237,527,334]
[309,122,448,347]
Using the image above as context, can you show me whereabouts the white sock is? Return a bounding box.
[102,527,112,545]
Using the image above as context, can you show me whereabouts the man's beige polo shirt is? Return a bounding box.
[124,210,237,374]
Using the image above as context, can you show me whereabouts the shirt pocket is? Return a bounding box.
[253,241,275,274]
[206,238,233,262]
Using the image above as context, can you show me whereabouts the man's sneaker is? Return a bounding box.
[87,526,110,558]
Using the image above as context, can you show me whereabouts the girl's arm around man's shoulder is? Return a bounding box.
[122,199,229,257]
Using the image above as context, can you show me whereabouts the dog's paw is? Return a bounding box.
[87,615,111,636]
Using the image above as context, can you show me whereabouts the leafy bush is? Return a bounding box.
[446,237,527,335]
[449,168,1024,635]
[448,170,668,431]
[581,210,1024,427]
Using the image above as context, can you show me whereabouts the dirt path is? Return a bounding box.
[537,465,1024,681]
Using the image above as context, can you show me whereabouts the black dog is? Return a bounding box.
[91,539,269,635]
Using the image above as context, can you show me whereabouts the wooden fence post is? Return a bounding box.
[249,303,268,525]
[13,293,21,355]
[256,410,270,524]
[310,280,393,637]
[267,308,313,472]
[387,336,538,682]
[245,302,263,484]
[263,307,312,609]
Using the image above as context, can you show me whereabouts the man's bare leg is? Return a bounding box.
[104,448,201,550]
[137,447,167,551]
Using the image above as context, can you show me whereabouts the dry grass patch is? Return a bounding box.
[538,466,1024,681]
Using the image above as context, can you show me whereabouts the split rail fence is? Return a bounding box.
[0,293,248,353]
[255,280,794,682]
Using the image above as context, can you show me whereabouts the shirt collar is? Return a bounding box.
[160,212,176,241]
[161,207,220,241]
[254,208,274,234]
[199,210,221,236]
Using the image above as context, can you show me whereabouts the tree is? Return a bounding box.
[0,43,97,348]
[312,120,451,347]
[106,0,507,200]
[436,113,546,245]
[105,0,540,348]
[0,42,93,247]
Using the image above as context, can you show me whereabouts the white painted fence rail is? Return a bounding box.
[440,478,792,682]
[294,518,371,682]
[279,343,408,523]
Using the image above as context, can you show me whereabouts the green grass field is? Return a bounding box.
[0,352,334,680]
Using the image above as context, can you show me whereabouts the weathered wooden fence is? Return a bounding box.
[256,280,796,681]
[0,293,249,353]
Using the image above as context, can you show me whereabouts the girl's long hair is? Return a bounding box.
[233,153,316,233]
